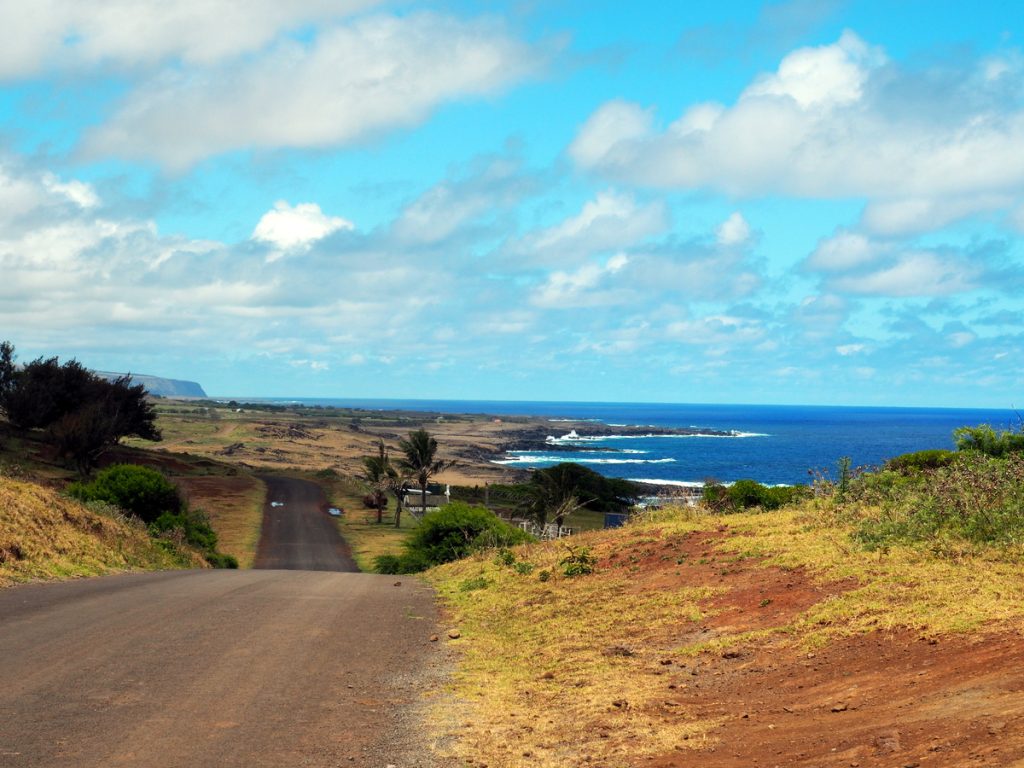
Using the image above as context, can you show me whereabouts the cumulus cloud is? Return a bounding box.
[252,201,353,257]
[570,31,1024,234]
[516,190,668,265]
[806,230,884,271]
[0,0,377,77]
[666,314,766,346]
[392,153,538,244]
[828,251,979,297]
[716,212,751,246]
[84,13,548,170]
[532,253,630,308]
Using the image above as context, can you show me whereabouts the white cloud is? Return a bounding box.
[84,13,547,169]
[521,190,668,265]
[666,315,766,346]
[252,201,353,257]
[0,1,378,78]
[860,195,1014,237]
[836,343,866,356]
[741,30,882,110]
[570,31,1024,230]
[806,230,883,271]
[392,155,534,244]
[715,212,751,246]
[829,251,978,297]
[532,253,630,308]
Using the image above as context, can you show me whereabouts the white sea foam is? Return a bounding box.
[491,455,676,466]
[627,478,705,488]
[545,430,768,444]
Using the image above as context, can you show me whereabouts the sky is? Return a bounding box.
[1,0,1022,408]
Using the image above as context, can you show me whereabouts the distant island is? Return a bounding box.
[95,371,207,399]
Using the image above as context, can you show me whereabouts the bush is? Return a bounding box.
[885,449,957,474]
[375,501,533,574]
[68,464,182,523]
[701,478,808,513]
[560,545,597,577]
[954,424,1024,457]
[847,452,1024,550]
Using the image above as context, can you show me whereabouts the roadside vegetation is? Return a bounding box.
[68,464,238,568]
[0,475,205,585]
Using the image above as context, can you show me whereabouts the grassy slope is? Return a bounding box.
[427,501,1024,767]
[0,476,204,586]
[1,421,266,570]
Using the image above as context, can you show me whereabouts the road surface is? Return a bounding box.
[253,475,358,571]
[0,479,450,768]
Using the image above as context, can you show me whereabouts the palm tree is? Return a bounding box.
[361,439,398,524]
[398,428,453,526]
[520,465,593,533]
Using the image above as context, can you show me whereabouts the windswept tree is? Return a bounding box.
[361,439,398,524]
[398,428,453,528]
[0,342,161,474]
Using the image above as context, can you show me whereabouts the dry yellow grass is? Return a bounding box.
[427,524,724,768]
[176,472,265,569]
[427,500,1024,767]
[0,476,203,586]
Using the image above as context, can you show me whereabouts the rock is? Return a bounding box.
[393,581,402,587]
[831,702,848,712]
[447,629,462,639]
[612,699,629,709]
[722,650,742,659]
[660,658,674,665]
[874,731,902,753]
[429,634,439,642]
[540,671,555,680]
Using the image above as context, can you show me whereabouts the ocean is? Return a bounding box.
[243,398,1019,487]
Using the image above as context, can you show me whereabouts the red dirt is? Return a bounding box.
[598,529,1024,767]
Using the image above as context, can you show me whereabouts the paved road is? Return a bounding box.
[0,479,450,768]
[253,476,358,572]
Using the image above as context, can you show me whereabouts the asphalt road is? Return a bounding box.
[253,475,358,572]
[0,479,450,768]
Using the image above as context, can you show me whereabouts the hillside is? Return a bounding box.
[95,371,207,398]
[428,502,1024,767]
[0,476,204,585]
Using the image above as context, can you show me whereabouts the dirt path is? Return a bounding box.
[253,475,358,572]
[0,570,450,767]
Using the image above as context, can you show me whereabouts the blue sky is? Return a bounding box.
[1,0,1022,407]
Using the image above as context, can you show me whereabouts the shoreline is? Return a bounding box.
[147,398,730,494]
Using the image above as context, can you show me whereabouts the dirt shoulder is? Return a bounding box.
[427,507,1024,767]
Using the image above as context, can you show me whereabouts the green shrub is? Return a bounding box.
[701,478,807,513]
[459,576,491,591]
[404,502,532,566]
[205,552,239,569]
[373,550,433,575]
[560,545,597,577]
[848,452,1024,549]
[954,424,1024,457]
[885,449,957,474]
[375,501,533,574]
[68,464,181,523]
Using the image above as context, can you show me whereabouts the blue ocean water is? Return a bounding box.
[244,398,1019,486]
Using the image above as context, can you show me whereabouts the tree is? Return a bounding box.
[397,428,454,529]
[0,343,161,474]
[518,463,642,529]
[361,439,398,524]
